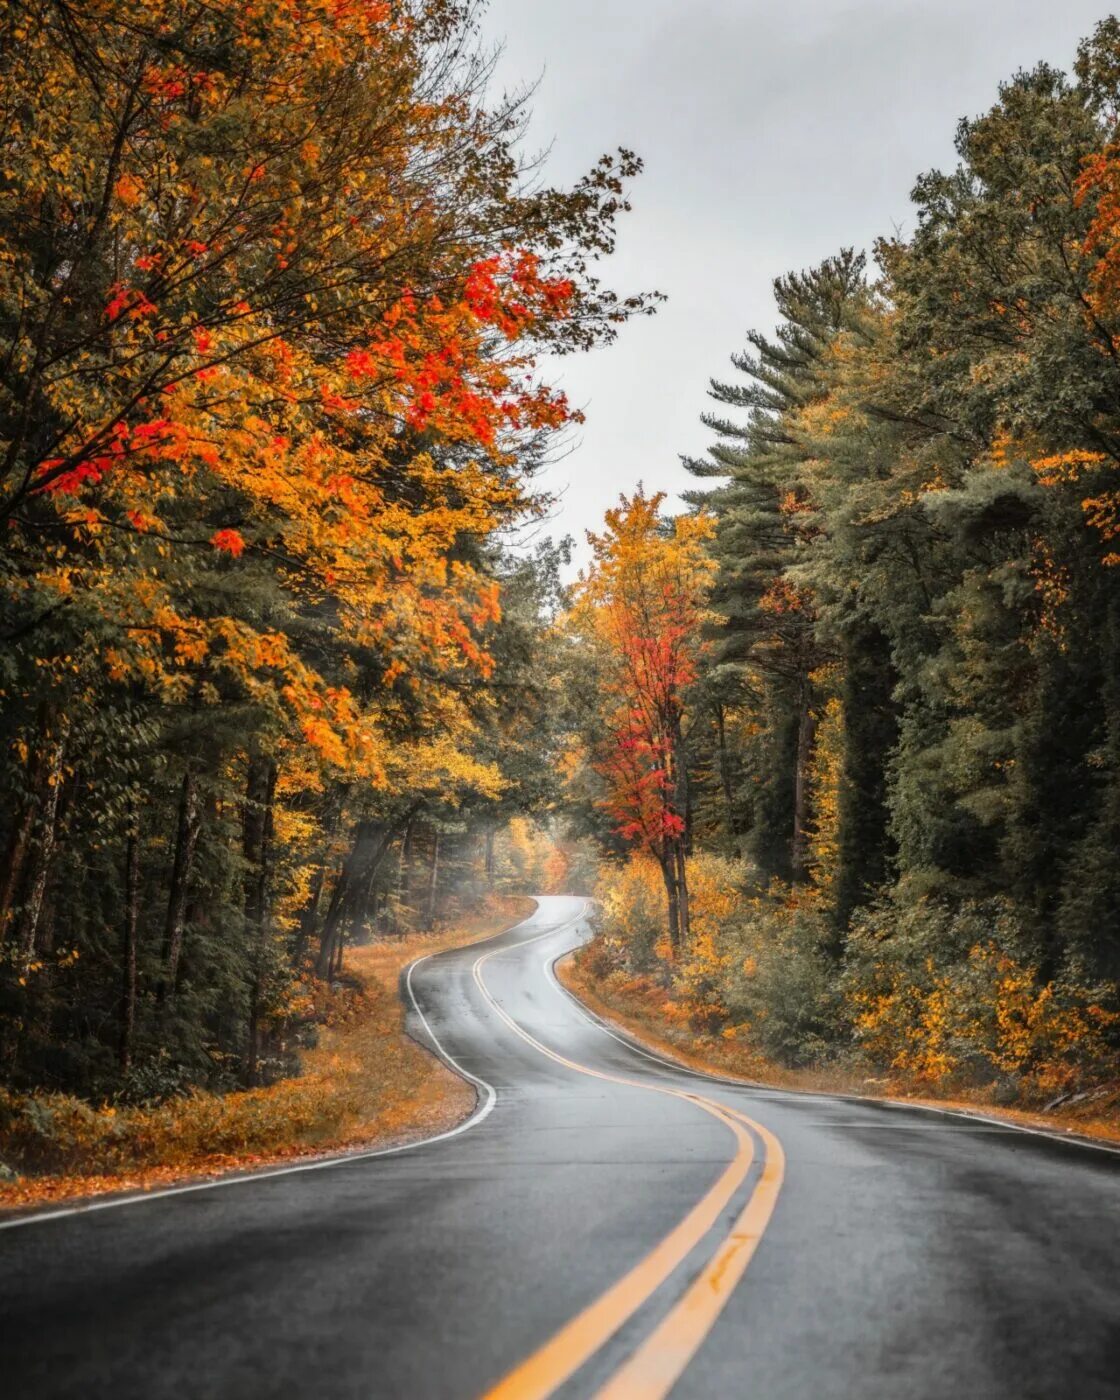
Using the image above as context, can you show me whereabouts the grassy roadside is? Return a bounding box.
[0,895,534,1214]
[558,951,1120,1148]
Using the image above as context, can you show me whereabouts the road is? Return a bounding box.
[2,895,1119,1398]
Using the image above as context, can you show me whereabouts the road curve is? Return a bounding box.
[2,895,1119,1398]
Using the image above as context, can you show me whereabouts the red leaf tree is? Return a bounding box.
[570,490,714,951]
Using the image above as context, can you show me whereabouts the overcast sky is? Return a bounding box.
[478,1,1114,561]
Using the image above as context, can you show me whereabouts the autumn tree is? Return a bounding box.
[565,491,714,952]
[0,0,654,1095]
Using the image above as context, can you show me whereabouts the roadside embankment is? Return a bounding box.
[558,948,1120,1149]
[0,895,533,1214]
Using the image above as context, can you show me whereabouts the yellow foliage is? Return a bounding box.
[851,942,1119,1092]
[593,854,667,968]
[489,819,569,895]
[594,851,743,1025]
[676,855,742,1014]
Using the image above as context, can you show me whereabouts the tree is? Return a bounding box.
[684,251,866,883]
[566,490,714,952]
[0,0,656,1096]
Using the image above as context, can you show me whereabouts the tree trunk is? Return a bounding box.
[0,800,36,944]
[677,740,693,858]
[293,865,325,970]
[663,709,692,950]
[15,734,65,977]
[674,837,691,947]
[316,819,398,977]
[791,681,818,883]
[392,817,415,933]
[242,755,275,929]
[425,829,441,930]
[316,863,349,980]
[658,852,682,955]
[120,802,140,1071]
[715,703,733,811]
[351,831,386,943]
[158,768,201,1001]
[244,754,277,1086]
[835,623,899,932]
[714,702,741,855]
[0,708,61,942]
[484,825,496,888]
[292,792,344,968]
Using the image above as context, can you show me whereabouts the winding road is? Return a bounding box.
[2,895,1119,1398]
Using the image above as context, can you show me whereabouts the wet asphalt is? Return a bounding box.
[1,895,1118,1398]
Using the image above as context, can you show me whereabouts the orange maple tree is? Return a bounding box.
[0,0,652,771]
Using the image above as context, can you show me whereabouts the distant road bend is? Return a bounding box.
[2,895,1119,1398]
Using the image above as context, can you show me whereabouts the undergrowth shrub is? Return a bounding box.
[843,892,1120,1097]
[675,853,747,1029]
[0,964,381,1175]
[593,855,668,973]
[719,890,843,1066]
[587,856,1120,1100]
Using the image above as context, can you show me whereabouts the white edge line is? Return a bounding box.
[545,911,1120,1161]
[0,901,555,1233]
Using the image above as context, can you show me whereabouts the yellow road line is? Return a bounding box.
[472,930,782,1400]
[594,1109,785,1399]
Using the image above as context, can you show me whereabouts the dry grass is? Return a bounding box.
[559,953,1120,1148]
[0,895,534,1214]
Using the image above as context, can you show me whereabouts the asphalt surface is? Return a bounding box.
[2,894,1119,1399]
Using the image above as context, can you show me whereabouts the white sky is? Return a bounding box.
[479,1,1114,562]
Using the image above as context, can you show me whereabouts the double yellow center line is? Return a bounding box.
[471,925,785,1400]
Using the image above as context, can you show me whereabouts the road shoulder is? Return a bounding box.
[556,948,1120,1152]
[0,896,535,1218]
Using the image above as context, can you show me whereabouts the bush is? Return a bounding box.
[593,855,669,972]
[589,853,1120,1097]
[843,890,1120,1096]
[719,891,844,1066]
[676,853,748,1028]
[593,854,843,1061]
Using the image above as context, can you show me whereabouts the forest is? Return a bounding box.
[562,20,1120,1106]
[5,0,1120,1163]
[0,0,647,1126]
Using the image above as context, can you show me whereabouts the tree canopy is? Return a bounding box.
[0,0,652,1098]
